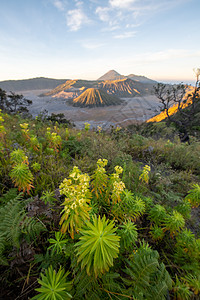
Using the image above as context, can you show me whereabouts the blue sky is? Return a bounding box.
[0,0,200,83]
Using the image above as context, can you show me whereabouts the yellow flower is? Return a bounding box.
[20,123,29,129]
[114,165,123,174]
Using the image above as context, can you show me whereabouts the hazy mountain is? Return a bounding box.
[97,70,125,81]
[0,77,67,92]
[71,88,122,107]
[127,74,157,84]
[98,78,153,97]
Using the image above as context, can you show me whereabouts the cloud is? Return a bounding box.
[66,8,89,31]
[52,0,64,11]
[109,0,137,9]
[81,41,104,49]
[95,6,111,22]
[114,31,136,39]
[126,49,195,65]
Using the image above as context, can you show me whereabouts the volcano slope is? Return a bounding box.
[98,78,153,97]
[71,88,123,107]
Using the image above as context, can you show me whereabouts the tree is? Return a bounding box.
[0,88,32,114]
[0,88,7,111]
[154,70,200,143]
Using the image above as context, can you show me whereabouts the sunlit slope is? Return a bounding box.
[43,79,98,96]
[147,86,200,123]
[72,88,122,107]
[98,78,152,97]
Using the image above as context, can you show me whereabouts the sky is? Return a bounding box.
[0,0,200,83]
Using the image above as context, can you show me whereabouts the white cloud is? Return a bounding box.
[122,49,195,66]
[114,31,136,39]
[53,0,64,11]
[109,0,137,9]
[81,41,104,49]
[95,6,111,22]
[66,8,89,31]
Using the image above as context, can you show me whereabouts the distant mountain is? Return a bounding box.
[97,70,156,84]
[0,77,67,92]
[97,70,125,81]
[127,74,157,84]
[98,78,153,97]
[42,79,98,97]
[71,88,122,107]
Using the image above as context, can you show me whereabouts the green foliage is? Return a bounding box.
[30,135,41,152]
[185,183,200,207]
[48,232,68,255]
[121,190,146,220]
[183,273,200,296]
[174,229,200,270]
[73,270,123,300]
[10,162,34,193]
[150,225,164,241]
[124,245,172,299]
[0,188,18,204]
[0,109,200,299]
[173,275,193,300]
[76,215,120,277]
[175,200,191,219]
[10,148,28,165]
[32,162,41,172]
[163,210,185,236]
[149,204,167,225]
[46,127,62,153]
[40,190,55,205]
[0,193,46,265]
[118,220,138,250]
[33,265,72,300]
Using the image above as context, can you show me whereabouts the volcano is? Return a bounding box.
[71,88,122,107]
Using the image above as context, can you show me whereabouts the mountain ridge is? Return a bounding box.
[98,70,156,84]
[0,77,67,92]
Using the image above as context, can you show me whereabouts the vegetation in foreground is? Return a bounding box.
[0,105,200,300]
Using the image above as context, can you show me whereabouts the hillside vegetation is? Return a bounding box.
[0,108,199,299]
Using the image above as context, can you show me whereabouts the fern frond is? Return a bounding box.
[123,248,172,299]
[124,251,159,290]
[0,234,8,265]
[0,192,46,265]
[147,263,172,300]
[73,269,101,299]
[21,217,46,242]
[0,188,18,204]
